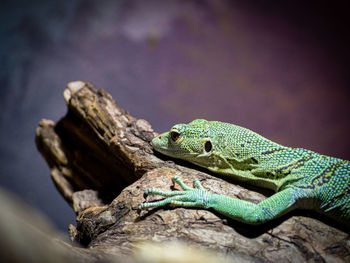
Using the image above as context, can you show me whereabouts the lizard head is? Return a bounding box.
[152,119,226,166]
[152,119,281,169]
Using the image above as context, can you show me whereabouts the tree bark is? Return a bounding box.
[35,81,350,262]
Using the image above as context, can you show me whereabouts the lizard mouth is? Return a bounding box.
[155,148,199,160]
[152,134,199,160]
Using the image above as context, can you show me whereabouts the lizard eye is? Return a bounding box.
[170,131,180,141]
[204,140,212,152]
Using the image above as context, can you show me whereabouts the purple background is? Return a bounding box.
[1,0,349,231]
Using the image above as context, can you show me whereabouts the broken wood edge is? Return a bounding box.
[35,81,162,208]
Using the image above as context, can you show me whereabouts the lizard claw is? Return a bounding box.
[139,177,211,211]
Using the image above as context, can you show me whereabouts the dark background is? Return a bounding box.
[1,0,349,232]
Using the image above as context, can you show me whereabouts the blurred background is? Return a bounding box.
[0,0,349,232]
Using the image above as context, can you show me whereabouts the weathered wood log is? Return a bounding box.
[35,81,350,262]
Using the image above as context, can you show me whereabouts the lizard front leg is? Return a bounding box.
[139,176,307,224]
[139,176,211,209]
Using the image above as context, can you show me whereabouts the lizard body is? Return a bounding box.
[139,119,350,225]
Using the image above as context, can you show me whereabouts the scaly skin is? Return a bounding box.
[139,119,350,225]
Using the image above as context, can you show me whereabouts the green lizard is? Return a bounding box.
[139,119,350,225]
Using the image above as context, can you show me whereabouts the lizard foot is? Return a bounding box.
[138,176,211,210]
